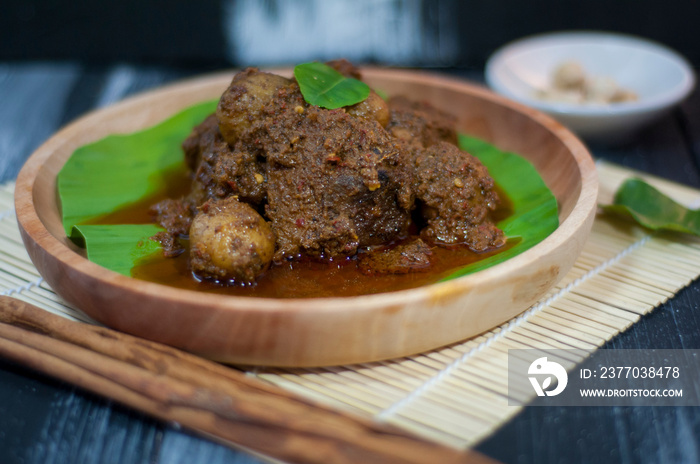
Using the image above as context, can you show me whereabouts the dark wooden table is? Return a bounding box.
[1,63,698,464]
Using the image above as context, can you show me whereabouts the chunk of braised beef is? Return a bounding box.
[357,238,433,275]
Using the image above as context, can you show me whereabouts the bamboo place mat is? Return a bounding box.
[2,160,700,450]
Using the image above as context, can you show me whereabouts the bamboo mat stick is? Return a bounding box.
[0,296,499,464]
[2,163,700,450]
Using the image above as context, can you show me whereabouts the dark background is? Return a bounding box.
[2,0,699,69]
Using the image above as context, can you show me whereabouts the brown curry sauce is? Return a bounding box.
[88,63,518,298]
[88,173,515,298]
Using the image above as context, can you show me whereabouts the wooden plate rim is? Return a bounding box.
[14,68,598,315]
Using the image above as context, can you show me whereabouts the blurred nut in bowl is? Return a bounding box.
[537,60,638,105]
[552,61,587,91]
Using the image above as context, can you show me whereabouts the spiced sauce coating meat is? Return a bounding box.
[384,95,463,211]
[414,142,506,251]
[151,114,224,240]
[346,91,390,128]
[325,59,363,79]
[152,64,508,281]
[357,238,433,275]
[244,84,410,262]
[386,96,459,150]
[216,68,292,146]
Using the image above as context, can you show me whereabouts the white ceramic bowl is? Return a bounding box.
[486,31,696,143]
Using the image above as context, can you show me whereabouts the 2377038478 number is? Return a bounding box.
[599,366,680,379]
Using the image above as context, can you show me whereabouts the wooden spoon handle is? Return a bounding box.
[0,296,499,464]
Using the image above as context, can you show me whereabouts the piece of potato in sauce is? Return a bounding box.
[189,196,276,283]
[216,68,291,145]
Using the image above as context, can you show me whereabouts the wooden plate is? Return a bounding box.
[14,68,598,367]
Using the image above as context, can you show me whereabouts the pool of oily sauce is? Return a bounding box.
[88,165,517,298]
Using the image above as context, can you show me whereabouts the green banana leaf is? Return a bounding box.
[72,224,165,276]
[442,135,559,280]
[59,99,218,237]
[602,177,700,236]
[58,99,217,276]
[58,103,559,283]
